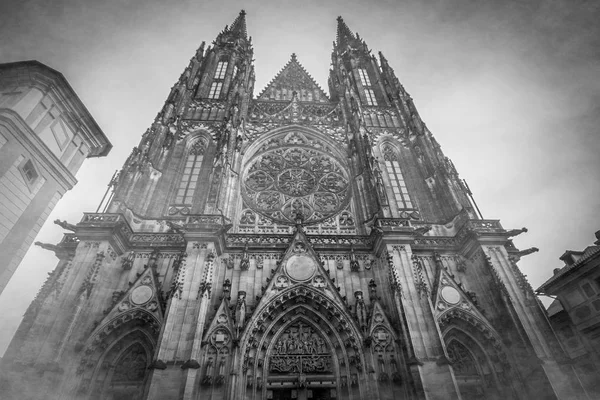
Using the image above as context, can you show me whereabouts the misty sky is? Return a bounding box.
[0,0,598,355]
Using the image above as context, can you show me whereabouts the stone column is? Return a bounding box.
[484,245,589,400]
[387,243,460,399]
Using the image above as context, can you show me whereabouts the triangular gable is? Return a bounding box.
[257,54,329,103]
[432,267,494,327]
[87,266,164,346]
[252,224,349,314]
[367,302,398,350]
[202,296,236,346]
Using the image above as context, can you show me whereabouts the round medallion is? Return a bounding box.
[285,255,317,281]
[241,134,351,225]
[131,285,153,305]
[441,286,461,305]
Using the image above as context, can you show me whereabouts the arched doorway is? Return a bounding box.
[238,286,366,400]
[84,324,156,400]
[267,319,336,400]
[105,342,150,400]
[446,339,487,400]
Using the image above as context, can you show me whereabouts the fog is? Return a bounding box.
[0,0,598,355]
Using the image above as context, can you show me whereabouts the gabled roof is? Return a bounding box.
[537,245,600,293]
[257,54,329,103]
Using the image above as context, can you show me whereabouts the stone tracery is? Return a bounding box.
[242,131,351,224]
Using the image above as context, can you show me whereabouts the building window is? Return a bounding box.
[215,61,228,79]
[208,82,223,99]
[382,145,413,209]
[582,282,595,298]
[358,68,377,106]
[22,160,39,183]
[207,58,229,99]
[174,140,206,204]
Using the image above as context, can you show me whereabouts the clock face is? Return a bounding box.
[441,286,461,305]
[241,135,351,225]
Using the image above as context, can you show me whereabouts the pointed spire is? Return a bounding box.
[336,16,356,48]
[228,9,247,39]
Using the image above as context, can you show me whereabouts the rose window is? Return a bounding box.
[242,143,350,224]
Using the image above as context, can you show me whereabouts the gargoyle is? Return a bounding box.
[54,219,77,232]
[413,225,432,236]
[506,227,528,237]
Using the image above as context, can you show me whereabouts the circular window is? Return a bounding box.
[441,286,461,305]
[131,285,153,305]
[286,254,317,281]
[242,138,351,224]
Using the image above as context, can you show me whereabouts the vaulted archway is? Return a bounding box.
[237,285,367,400]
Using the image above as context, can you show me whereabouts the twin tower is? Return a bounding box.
[2,10,589,400]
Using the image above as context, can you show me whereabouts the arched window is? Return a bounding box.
[382,144,413,209]
[358,68,377,106]
[175,140,207,204]
[208,56,229,100]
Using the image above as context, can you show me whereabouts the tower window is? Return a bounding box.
[22,160,39,183]
[364,89,377,106]
[207,58,229,99]
[175,141,206,204]
[382,146,413,209]
[208,82,223,99]
[215,61,228,80]
[358,68,371,86]
[358,68,377,106]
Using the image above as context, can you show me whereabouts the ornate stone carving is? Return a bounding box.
[241,134,351,225]
[269,322,331,373]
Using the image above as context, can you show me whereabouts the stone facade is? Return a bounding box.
[0,12,590,400]
[0,61,111,294]
[537,230,600,396]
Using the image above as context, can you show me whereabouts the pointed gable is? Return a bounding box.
[257,54,330,103]
[86,266,164,349]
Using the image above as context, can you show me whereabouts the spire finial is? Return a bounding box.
[336,16,356,48]
[291,53,297,62]
[227,9,248,39]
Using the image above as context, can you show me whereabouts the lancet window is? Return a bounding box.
[358,68,377,106]
[208,56,229,99]
[381,145,413,209]
[175,140,206,204]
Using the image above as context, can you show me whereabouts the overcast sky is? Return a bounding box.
[0,0,599,355]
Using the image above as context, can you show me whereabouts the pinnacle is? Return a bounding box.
[228,9,248,38]
[336,16,356,47]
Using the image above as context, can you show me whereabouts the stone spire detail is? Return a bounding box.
[223,9,248,39]
[336,16,356,49]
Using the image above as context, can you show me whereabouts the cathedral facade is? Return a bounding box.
[1,11,589,400]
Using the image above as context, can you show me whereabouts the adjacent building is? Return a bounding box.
[0,12,590,400]
[537,230,600,396]
[0,61,111,294]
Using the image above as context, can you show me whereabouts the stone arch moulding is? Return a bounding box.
[242,124,348,162]
[79,325,157,399]
[81,308,161,367]
[236,285,367,398]
[439,308,522,398]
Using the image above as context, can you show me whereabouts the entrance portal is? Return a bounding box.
[269,387,335,400]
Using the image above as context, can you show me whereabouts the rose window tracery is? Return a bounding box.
[242,139,350,224]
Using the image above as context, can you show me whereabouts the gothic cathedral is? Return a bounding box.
[2,11,589,400]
